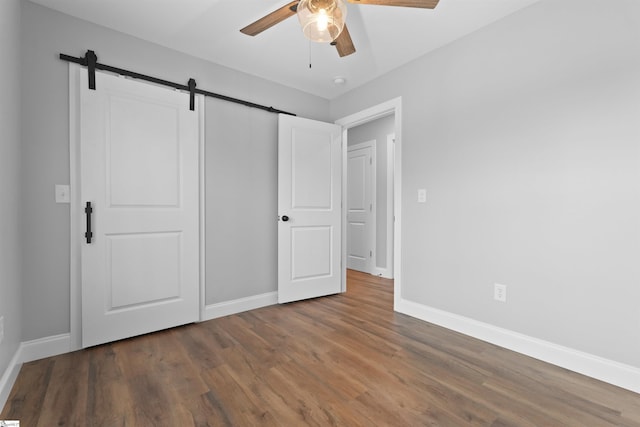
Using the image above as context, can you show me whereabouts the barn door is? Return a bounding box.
[79,71,200,347]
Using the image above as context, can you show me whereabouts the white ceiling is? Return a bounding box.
[29,0,543,99]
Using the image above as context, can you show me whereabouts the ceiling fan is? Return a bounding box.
[240,0,440,58]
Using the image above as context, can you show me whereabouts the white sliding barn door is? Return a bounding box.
[79,71,200,348]
[278,114,342,303]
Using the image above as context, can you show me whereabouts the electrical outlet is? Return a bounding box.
[0,316,4,344]
[494,283,507,302]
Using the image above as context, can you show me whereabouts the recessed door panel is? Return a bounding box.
[108,96,180,207]
[347,221,367,262]
[291,226,332,280]
[348,153,367,211]
[291,129,333,210]
[108,233,181,309]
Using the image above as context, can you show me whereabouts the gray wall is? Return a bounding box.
[0,0,23,384]
[20,1,329,340]
[205,101,279,304]
[330,0,640,368]
[348,115,395,270]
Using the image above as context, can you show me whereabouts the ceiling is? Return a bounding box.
[29,0,543,99]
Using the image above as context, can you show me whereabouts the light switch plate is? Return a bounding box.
[418,189,427,203]
[55,184,70,203]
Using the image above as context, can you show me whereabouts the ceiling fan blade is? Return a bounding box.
[347,0,439,8]
[333,25,356,57]
[240,1,299,36]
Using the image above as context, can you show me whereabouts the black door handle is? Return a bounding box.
[281,215,289,222]
[85,201,93,244]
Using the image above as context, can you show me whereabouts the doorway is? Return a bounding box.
[346,115,396,278]
[336,97,402,308]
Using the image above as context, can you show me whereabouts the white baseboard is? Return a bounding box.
[0,333,71,411]
[20,333,71,364]
[373,267,393,279]
[203,292,278,321]
[0,347,22,412]
[396,297,640,394]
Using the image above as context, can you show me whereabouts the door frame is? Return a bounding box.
[346,140,376,275]
[382,133,395,279]
[68,64,206,351]
[335,97,402,308]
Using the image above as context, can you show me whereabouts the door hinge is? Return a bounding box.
[370,250,373,257]
[370,157,372,165]
[370,203,372,212]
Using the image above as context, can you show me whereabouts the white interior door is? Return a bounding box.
[80,71,200,348]
[347,143,374,273]
[278,114,342,303]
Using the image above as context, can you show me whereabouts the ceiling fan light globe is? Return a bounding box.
[297,0,347,43]
[316,9,329,32]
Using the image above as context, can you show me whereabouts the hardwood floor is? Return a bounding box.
[3,270,640,426]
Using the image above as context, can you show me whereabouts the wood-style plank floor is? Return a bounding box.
[3,270,640,426]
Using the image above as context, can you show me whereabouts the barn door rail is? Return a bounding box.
[60,49,296,116]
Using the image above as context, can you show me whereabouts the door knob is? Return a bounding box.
[281,215,289,222]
